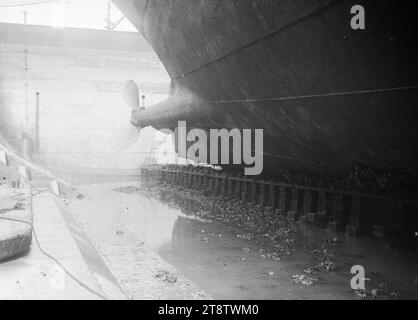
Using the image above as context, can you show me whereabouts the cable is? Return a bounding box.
[0,215,108,300]
[0,0,64,7]
[202,85,418,105]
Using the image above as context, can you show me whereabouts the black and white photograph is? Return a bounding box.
[0,0,417,308]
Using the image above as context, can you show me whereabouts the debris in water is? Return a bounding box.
[292,274,318,286]
[313,260,337,272]
[352,281,399,299]
[155,270,178,284]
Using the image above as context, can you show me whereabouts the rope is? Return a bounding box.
[0,214,108,300]
[203,85,418,105]
[0,0,64,7]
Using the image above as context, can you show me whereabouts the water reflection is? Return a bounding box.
[121,192,418,299]
[77,184,418,300]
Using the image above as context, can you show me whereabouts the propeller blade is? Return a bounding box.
[121,80,140,110]
[109,124,141,151]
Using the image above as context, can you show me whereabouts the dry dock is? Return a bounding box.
[63,179,418,299]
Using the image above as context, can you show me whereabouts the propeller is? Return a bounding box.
[109,80,143,151]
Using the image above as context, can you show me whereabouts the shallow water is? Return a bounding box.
[76,183,418,299]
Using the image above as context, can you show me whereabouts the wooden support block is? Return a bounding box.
[184,172,189,187]
[241,181,248,202]
[299,214,307,223]
[264,206,273,215]
[191,173,196,189]
[287,187,298,221]
[307,212,316,223]
[290,187,298,213]
[232,180,241,200]
[226,178,233,198]
[346,224,358,237]
[187,172,193,187]
[182,172,187,187]
[350,196,361,228]
[239,192,245,203]
[267,184,275,208]
[192,172,199,190]
[220,176,227,198]
[278,186,287,213]
[249,181,257,204]
[317,191,326,216]
[181,172,187,187]
[287,211,296,222]
[212,176,219,196]
[372,225,385,238]
[206,176,212,192]
[331,194,343,224]
[258,182,265,207]
[275,208,285,216]
[171,171,176,184]
[328,221,340,233]
[303,190,312,216]
[187,173,191,188]
[201,174,206,189]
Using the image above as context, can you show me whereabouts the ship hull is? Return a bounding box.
[113,0,418,174]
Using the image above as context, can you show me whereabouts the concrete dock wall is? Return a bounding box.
[0,22,170,169]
